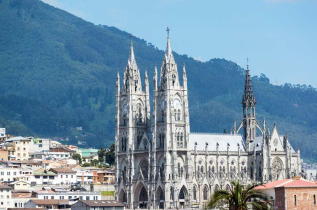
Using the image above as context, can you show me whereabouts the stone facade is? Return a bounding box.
[114,30,301,209]
[275,187,317,210]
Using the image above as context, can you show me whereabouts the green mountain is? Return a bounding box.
[0,0,317,161]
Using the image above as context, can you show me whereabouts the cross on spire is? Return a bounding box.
[247,58,249,70]
[130,34,133,45]
[166,27,170,38]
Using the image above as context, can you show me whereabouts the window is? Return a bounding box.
[294,195,297,206]
[66,175,68,178]
[51,196,54,199]
[314,195,316,205]
[35,175,40,179]
[71,175,73,178]
[60,196,64,199]
[7,172,10,175]
[86,196,90,200]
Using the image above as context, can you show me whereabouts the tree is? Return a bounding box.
[91,159,99,166]
[72,153,82,164]
[105,143,115,166]
[98,148,107,163]
[207,181,269,210]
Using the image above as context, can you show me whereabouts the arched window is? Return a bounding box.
[201,166,204,174]
[178,163,181,176]
[203,185,208,200]
[212,166,215,173]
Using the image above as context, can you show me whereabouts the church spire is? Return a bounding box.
[128,34,137,68]
[165,27,172,59]
[122,34,141,93]
[242,60,256,108]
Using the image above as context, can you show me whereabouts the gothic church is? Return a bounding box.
[114,30,301,209]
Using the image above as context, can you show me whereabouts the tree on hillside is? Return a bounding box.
[207,181,269,210]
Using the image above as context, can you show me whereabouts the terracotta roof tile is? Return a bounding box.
[49,168,75,173]
[255,178,317,190]
[30,199,69,205]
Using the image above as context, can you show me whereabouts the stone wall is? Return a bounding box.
[275,187,317,210]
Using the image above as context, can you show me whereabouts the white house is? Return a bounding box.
[71,200,124,210]
[49,168,77,184]
[0,166,33,183]
[0,185,13,209]
[34,188,101,201]
[32,168,58,185]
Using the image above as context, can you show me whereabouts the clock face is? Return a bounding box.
[161,99,166,110]
[173,98,181,108]
[122,103,128,114]
[273,138,278,146]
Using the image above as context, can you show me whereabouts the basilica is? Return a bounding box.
[114,29,301,209]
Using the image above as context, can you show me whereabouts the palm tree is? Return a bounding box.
[207,181,270,210]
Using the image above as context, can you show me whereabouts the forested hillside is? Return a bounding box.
[0,0,317,161]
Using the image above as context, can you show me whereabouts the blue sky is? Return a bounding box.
[42,0,317,87]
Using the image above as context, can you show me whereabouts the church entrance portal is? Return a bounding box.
[178,186,188,209]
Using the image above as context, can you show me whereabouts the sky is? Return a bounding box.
[42,0,317,87]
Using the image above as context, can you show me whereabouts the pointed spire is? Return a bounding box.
[242,59,256,107]
[165,27,174,62]
[183,64,186,76]
[153,65,158,88]
[145,69,148,79]
[128,34,136,67]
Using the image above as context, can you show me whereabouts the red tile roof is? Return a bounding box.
[255,177,317,190]
[49,168,75,173]
[30,199,69,205]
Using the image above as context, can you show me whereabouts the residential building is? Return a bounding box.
[71,200,124,210]
[49,168,76,184]
[97,169,115,184]
[6,137,31,161]
[0,166,32,183]
[33,189,101,201]
[29,138,51,153]
[74,168,97,185]
[80,149,98,163]
[255,176,317,209]
[25,199,70,209]
[11,191,32,208]
[0,128,6,144]
[0,149,8,162]
[0,185,13,209]
[9,180,30,191]
[32,168,57,185]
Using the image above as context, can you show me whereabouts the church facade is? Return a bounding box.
[114,30,301,209]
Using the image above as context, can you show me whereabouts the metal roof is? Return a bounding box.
[190,133,246,152]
